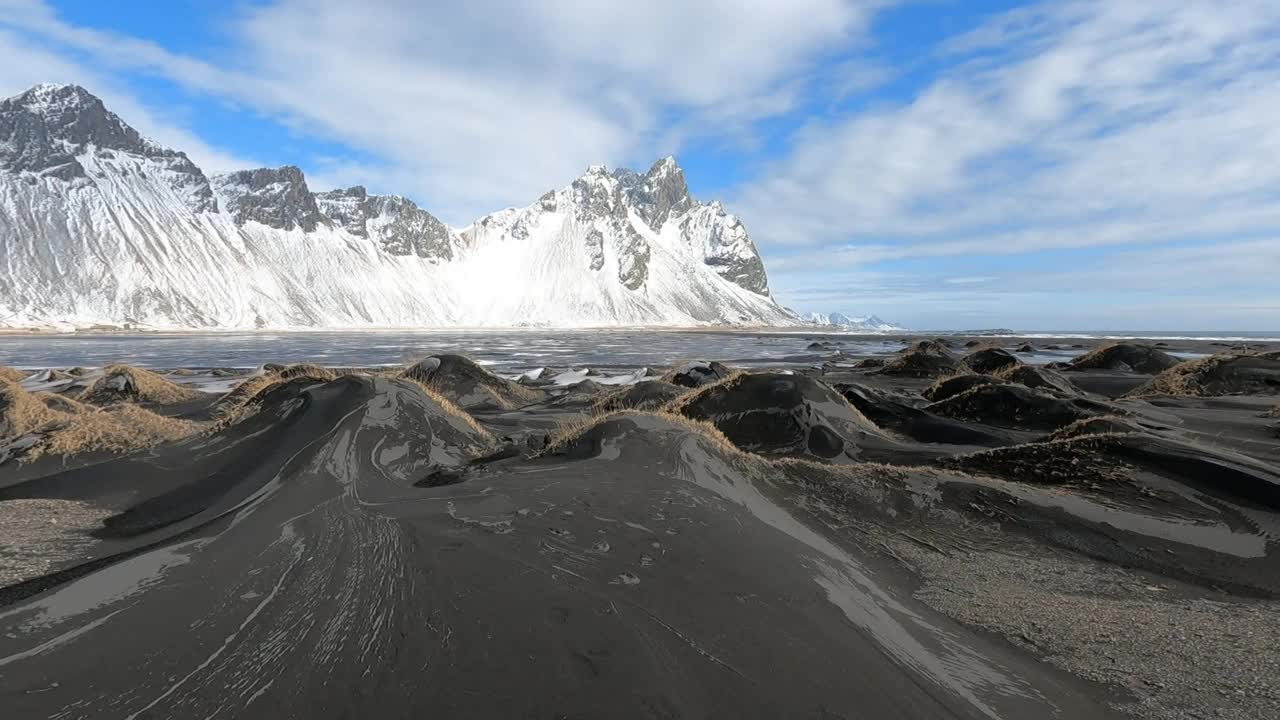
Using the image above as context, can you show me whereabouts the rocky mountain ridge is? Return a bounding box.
[0,83,791,329]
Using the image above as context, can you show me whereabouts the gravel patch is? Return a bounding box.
[0,499,110,587]
[899,538,1280,720]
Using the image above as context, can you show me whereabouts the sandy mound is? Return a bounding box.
[923,374,1003,402]
[543,410,746,466]
[2,379,203,461]
[1126,354,1280,398]
[1,380,63,439]
[994,364,1081,395]
[1045,415,1149,442]
[0,366,29,383]
[670,372,885,461]
[1015,343,1035,353]
[38,393,91,415]
[927,383,1115,431]
[849,357,886,369]
[878,341,970,378]
[942,436,1130,486]
[593,380,687,413]
[27,369,74,384]
[838,382,1013,447]
[277,364,339,381]
[660,360,735,388]
[1066,343,1181,374]
[401,354,540,410]
[78,365,200,406]
[963,347,1021,374]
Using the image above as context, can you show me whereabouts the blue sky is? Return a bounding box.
[2,0,1278,330]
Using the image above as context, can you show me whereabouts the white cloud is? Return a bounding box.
[734,0,1280,258]
[0,0,886,224]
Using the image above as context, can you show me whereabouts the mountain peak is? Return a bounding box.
[212,165,326,232]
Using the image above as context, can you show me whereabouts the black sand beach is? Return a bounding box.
[1,334,1278,719]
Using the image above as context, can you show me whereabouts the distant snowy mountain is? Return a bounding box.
[0,84,793,330]
[803,312,903,332]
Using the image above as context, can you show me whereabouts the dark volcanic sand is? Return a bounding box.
[1,334,1278,720]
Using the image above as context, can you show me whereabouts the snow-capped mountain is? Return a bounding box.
[803,312,903,332]
[0,84,792,329]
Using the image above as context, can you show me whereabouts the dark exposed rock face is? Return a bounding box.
[682,202,770,295]
[212,166,327,232]
[315,186,456,261]
[0,84,217,212]
[572,165,653,289]
[614,157,695,231]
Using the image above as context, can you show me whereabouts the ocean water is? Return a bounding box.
[0,329,1249,372]
[0,330,905,372]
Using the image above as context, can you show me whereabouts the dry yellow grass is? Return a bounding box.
[1045,415,1142,442]
[399,377,495,442]
[2,379,204,460]
[79,365,200,405]
[211,373,283,428]
[660,368,745,414]
[35,404,204,460]
[1266,403,1280,419]
[0,366,28,383]
[38,393,91,415]
[1,379,64,438]
[541,408,743,458]
[400,356,540,410]
[277,364,338,382]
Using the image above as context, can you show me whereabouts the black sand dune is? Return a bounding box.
[994,363,1081,395]
[878,341,970,378]
[669,372,896,462]
[922,374,1002,402]
[928,382,1118,432]
[3,337,1279,720]
[594,379,687,412]
[838,381,1017,448]
[963,347,1020,374]
[1128,353,1280,398]
[661,359,734,388]
[401,353,542,410]
[0,383,1122,720]
[1065,343,1182,374]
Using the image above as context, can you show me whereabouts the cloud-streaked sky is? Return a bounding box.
[2,0,1278,330]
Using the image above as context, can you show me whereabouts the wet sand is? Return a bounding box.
[0,335,1277,719]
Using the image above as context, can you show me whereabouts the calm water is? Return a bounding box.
[0,329,1243,372]
[0,330,908,372]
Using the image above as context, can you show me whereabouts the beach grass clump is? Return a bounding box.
[0,366,29,383]
[1126,353,1280,398]
[277,364,338,382]
[398,377,495,442]
[0,379,64,438]
[36,404,203,459]
[941,435,1132,486]
[2,378,204,461]
[78,364,200,405]
[540,408,742,458]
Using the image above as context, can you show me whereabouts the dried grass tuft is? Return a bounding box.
[35,405,204,460]
[277,364,338,382]
[1,379,64,438]
[2,379,204,461]
[79,365,200,405]
[399,377,495,442]
[0,366,29,383]
[541,408,743,458]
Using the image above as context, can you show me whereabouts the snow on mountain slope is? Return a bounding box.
[0,84,793,330]
[804,312,904,332]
